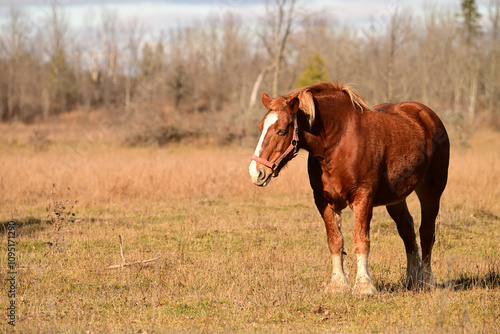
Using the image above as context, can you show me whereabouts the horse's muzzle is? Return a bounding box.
[249,161,273,187]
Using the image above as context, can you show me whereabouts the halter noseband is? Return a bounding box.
[251,115,299,177]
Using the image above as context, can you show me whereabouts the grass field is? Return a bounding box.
[1,120,499,333]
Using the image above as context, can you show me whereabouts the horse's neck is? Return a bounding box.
[301,100,356,158]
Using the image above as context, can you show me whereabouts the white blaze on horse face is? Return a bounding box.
[249,112,279,183]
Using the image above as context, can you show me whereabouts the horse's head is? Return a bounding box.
[249,89,315,186]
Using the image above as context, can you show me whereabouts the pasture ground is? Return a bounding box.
[0,118,499,333]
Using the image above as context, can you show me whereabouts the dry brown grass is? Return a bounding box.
[0,122,499,332]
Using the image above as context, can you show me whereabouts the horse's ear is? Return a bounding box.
[298,90,315,128]
[261,92,272,109]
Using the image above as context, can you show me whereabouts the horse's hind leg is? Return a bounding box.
[416,111,449,289]
[415,146,448,289]
[386,200,422,289]
[415,185,443,289]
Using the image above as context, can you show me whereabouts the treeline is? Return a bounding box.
[0,1,499,137]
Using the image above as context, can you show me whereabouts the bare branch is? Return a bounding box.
[106,256,161,270]
[106,235,161,269]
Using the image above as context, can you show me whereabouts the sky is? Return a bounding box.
[0,0,493,36]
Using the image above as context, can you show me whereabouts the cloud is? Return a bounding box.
[1,0,493,34]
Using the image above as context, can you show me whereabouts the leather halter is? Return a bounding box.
[251,115,299,177]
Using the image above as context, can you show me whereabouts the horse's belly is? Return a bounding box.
[373,168,425,206]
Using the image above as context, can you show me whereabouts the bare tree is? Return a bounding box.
[381,6,413,101]
[1,0,500,137]
[261,0,297,97]
[1,7,26,121]
[44,4,76,117]
[84,8,121,108]
[458,0,483,122]
[486,0,500,115]
[123,18,145,115]
[166,25,196,113]
[247,63,274,113]
[0,6,46,122]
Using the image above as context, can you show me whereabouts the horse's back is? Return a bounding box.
[374,101,449,150]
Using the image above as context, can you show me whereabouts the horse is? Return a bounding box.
[249,82,449,295]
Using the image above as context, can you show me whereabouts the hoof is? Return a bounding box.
[325,278,350,294]
[404,277,420,291]
[404,252,423,290]
[404,272,423,290]
[421,270,436,291]
[353,278,377,295]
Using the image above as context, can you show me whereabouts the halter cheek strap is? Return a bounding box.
[251,117,299,177]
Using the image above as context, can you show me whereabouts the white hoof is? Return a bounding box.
[354,277,377,295]
[325,277,351,294]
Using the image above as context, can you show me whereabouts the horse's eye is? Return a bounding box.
[277,129,286,136]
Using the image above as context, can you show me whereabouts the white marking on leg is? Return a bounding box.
[249,113,278,183]
[354,253,377,294]
[326,253,349,293]
[332,254,345,280]
[356,253,370,280]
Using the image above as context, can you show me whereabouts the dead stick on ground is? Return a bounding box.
[106,235,161,269]
[106,257,161,269]
[119,234,126,265]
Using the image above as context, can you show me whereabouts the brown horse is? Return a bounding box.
[249,82,449,295]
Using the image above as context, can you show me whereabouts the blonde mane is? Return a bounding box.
[337,83,373,112]
[284,81,373,113]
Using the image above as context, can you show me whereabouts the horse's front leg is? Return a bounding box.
[314,191,350,293]
[352,191,378,295]
[327,209,350,294]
